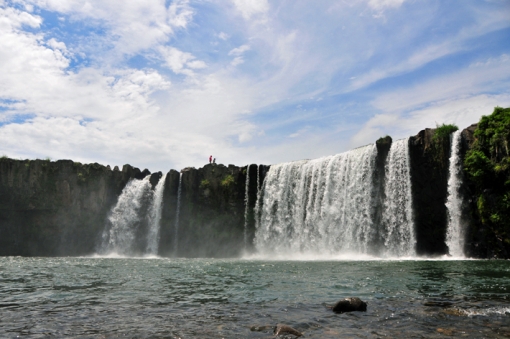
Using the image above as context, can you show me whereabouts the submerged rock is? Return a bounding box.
[332,297,367,313]
[273,324,303,337]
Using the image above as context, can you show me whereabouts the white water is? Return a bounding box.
[174,173,183,255]
[445,130,466,257]
[255,144,378,256]
[146,173,167,255]
[380,138,416,257]
[243,165,251,248]
[101,176,152,255]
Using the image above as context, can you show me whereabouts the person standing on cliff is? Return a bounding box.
[209,155,212,164]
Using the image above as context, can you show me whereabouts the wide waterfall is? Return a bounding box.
[445,130,466,257]
[146,174,167,255]
[99,175,167,256]
[254,138,416,258]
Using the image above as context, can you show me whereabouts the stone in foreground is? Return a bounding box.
[273,324,303,337]
[332,297,367,313]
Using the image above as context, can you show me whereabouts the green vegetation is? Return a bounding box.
[200,179,210,189]
[1,155,8,159]
[433,123,458,143]
[221,174,235,188]
[464,107,510,255]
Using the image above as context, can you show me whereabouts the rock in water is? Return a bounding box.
[273,324,303,337]
[332,297,367,313]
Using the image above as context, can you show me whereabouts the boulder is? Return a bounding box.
[332,297,367,313]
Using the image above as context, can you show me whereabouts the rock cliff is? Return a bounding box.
[0,159,144,256]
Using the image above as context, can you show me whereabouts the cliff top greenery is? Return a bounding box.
[433,123,459,142]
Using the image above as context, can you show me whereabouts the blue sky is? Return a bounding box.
[0,0,509,172]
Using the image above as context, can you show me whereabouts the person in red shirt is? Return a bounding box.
[209,155,212,164]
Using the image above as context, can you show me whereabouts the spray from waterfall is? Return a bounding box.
[243,165,251,248]
[146,173,167,255]
[100,176,152,255]
[445,130,466,257]
[174,172,183,256]
[381,138,416,257]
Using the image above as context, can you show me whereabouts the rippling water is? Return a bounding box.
[1,257,509,338]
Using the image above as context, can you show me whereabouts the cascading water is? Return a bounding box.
[100,176,152,255]
[445,130,466,257]
[243,165,251,248]
[146,173,167,255]
[380,138,416,257]
[174,173,183,256]
[254,139,417,258]
[254,144,378,257]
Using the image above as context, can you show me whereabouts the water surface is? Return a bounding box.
[1,257,509,338]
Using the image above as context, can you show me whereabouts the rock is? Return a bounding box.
[332,297,367,313]
[273,324,303,337]
[149,171,162,188]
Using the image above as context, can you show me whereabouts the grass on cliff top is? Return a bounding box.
[433,123,459,142]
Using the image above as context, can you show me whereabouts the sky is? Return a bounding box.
[0,0,509,172]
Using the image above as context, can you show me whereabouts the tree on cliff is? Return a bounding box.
[464,107,510,257]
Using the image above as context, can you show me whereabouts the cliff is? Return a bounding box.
[0,159,144,256]
[158,164,269,257]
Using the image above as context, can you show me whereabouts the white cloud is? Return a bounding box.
[159,46,206,76]
[350,94,510,148]
[228,44,250,56]
[348,53,510,147]
[231,0,269,21]
[368,0,405,11]
[19,0,194,57]
[217,32,229,40]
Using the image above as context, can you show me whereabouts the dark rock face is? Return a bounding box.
[0,159,141,256]
[409,128,451,255]
[371,136,392,254]
[332,297,367,313]
[158,163,270,258]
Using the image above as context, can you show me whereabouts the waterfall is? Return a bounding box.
[146,173,167,255]
[445,130,465,257]
[380,138,416,257]
[243,165,251,248]
[100,176,152,255]
[254,144,378,256]
[174,173,183,256]
[254,165,263,239]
